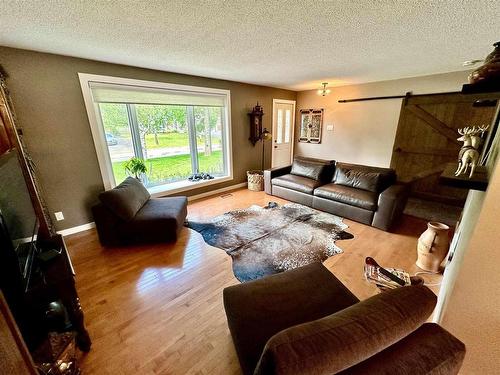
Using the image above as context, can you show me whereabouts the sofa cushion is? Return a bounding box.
[314,183,378,211]
[121,196,188,242]
[338,323,466,375]
[254,285,437,375]
[334,163,396,193]
[223,262,359,375]
[272,174,323,194]
[99,177,150,221]
[290,157,334,181]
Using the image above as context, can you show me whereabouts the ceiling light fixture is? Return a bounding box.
[317,82,331,96]
[462,59,483,67]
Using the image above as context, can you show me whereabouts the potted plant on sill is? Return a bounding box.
[124,157,147,181]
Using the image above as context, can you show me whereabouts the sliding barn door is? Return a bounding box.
[391,92,500,205]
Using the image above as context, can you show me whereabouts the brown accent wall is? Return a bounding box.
[0,47,296,230]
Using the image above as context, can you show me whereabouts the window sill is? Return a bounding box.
[148,175,233,197]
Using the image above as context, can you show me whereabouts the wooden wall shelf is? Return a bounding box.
[462,82,500,95]
[439,163,489,191]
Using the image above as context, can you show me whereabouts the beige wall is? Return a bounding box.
[0,47,296,230]
[295,70,471,167]
[441,156,500,374]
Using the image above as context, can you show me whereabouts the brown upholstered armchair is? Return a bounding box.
[223,262,465,375]
[92,177,187,246]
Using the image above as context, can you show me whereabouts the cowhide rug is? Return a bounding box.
[186,203,354,282]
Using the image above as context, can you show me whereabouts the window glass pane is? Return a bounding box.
[194,106,225,176]
[285,109,291,143]
[135,104,192,186]
[99,103,134,185]
[277,109,283,144]
[90,78,232,192]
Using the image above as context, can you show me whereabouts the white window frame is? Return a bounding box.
[78,73,233,196]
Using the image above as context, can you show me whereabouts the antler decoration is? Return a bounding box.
[478,124,490,135]
[458,124,490,136]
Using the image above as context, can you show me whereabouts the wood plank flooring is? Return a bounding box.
[66,188,440,374]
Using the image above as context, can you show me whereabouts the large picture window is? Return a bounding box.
[79,74,232,194]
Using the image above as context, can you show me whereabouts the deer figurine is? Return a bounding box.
[455,124,489,178]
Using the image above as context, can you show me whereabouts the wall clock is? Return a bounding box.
[248,102,264,146]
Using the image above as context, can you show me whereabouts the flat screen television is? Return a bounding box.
[0,150,40,291]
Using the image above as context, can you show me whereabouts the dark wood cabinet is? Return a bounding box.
[0,68,90,371]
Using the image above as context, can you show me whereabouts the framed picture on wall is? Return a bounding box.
[299,109,323,143]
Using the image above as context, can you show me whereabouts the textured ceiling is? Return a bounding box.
[0,0,498,91]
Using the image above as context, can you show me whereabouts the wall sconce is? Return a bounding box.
[317,82,331,96]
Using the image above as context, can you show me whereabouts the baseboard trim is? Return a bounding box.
[58,182,248,237]
[187,182,247,201]
[57,222,95,237]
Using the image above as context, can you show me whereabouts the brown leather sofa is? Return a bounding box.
[224,262,465,375]
[264,157,409,231]
[92,177,187,246]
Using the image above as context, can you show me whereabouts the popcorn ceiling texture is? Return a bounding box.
[0,0,498,90]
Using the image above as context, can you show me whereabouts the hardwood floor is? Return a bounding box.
[66,188,441,374]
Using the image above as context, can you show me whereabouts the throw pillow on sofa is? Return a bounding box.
[334,163,395,193]
[291,158,334,181]
[99,177,150,221]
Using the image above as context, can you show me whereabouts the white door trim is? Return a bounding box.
[271,99,296,168]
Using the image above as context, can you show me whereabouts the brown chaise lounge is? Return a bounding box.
[92,177,187,246]
[264,157,409,231]
[224,262,465,375]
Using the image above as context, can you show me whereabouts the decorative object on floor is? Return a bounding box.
[188,172,214,182]
[468,41,500,85]
[364,256,425,292]
[317,82,331,96]
[246,170,264,191]
[248,102,264,146]
[417,222,450,273]
[124,157,147,180]
[364,257,410,290]
[247,124,272,191]
[186,203,353,282]
[455,124,489,178]
[299,108,323,143]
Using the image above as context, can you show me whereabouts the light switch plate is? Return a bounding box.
[54,211,64,221]
[326,124,334,131]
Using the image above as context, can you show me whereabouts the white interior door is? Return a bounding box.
[272,99,296,168]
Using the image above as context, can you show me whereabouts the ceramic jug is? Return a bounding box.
[416,222,450,273]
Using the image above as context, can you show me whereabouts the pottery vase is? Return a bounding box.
[416,222,450,273]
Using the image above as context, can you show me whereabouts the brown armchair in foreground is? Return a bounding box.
[223,262,465,375]
[92,177,187,246]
